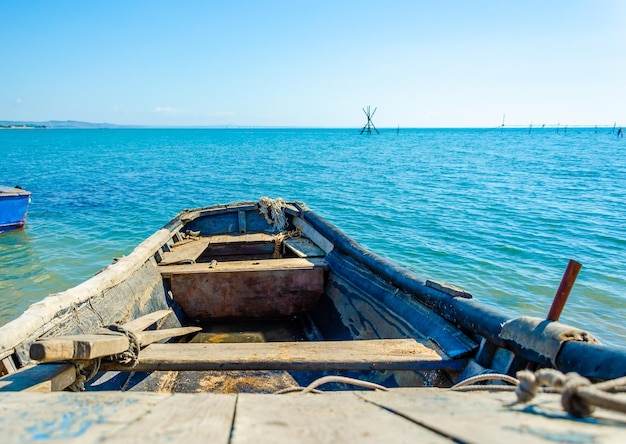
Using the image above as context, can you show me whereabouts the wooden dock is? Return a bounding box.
[1,388,624,443]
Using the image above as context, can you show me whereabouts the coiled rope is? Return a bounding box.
[453,369,626,418]
[105,324,140,367]
[513,369,626,418]
[68,324,140,391]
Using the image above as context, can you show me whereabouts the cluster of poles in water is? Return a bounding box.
[499,115,623,137]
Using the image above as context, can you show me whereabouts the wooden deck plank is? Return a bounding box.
[232,391,451,443]
[358,388,626,444]
[101,393,236,443]
[0,389,623,443]
[103,339,458,372]
[0,392,170,443]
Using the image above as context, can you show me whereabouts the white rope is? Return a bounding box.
[513,369,626,418]
[274,375,388,394]
[258,197,288,232]
[451,373,519,390]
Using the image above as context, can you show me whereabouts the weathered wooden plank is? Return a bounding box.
[0,356,17,375]
[284,237,326,257]
[0,391,170,443]
[101,393,236,443]
[30,334,130,361]
[232,391,450,443]
[103,339,460,372]
[358,388,626,443]
[136,326,202,345]
[160,257,325,276]
[30,327,202,362]
[209,233,275,244]
[164,258,325,319]
[158,238,211,265]
[0,363,75,392]
[120,309,172,332]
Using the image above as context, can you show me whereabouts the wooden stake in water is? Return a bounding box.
[546,259,582,322]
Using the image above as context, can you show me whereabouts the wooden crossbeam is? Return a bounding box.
[103,339,463,372]
[29,327,201,362]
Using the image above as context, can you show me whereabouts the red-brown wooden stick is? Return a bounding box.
[546,259,582,322]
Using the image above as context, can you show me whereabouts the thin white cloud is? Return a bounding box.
[153,106,186,115]
[14,98,22,105]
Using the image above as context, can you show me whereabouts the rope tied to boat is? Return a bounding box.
[513,369,626,418]
[272,226,302,258]
[104,324,140,368]
[258,196,288,232]
[68,358,101,392]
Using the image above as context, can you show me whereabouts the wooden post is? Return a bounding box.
[546,259,582,322]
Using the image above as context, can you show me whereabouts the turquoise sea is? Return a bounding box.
[1,128,624,346]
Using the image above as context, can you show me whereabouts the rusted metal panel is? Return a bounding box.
[170,264,324,320]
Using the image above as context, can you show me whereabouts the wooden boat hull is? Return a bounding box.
[1,199,625,394]
[0,186,31,233]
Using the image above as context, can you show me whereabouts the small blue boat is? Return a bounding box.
[0,186,31,233]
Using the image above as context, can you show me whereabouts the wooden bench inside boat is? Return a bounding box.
[160,257,327,320]
[100,338,460,372]
[159,233,278,266]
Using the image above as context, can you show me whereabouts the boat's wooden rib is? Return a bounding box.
[119,309,172,332]
[29,327,202,362]
[102,338,464,372]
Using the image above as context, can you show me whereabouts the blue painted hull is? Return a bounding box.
[0,187,31,233]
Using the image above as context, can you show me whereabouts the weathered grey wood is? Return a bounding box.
[120,309,172,332]
[0,391,170,442]
[291,216,334,253]
[1,356,17,375]
[0,363,75,392]
[232,391,449,443]
[283,237,326,257]
[358,388,626,443]
[0,389,624,443]
[30,334,130,361]
[158,237,211,265]
[30,327,201,362]
[135,326,202,345]
[159,257,325,277]
[101,393,236,443]
[103,339,459,372]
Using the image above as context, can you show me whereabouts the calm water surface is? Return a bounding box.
[1,128,624,346]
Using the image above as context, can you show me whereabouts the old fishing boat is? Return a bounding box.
[0,198,625,442]
[0,186,31,233]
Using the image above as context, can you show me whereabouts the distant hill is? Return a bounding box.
[0,120,125,129]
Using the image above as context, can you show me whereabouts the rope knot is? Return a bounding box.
[514,370,538,403]
[105,324,140,367]
[561,373,595,418]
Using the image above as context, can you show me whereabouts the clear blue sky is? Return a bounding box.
[1,1,624,127]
